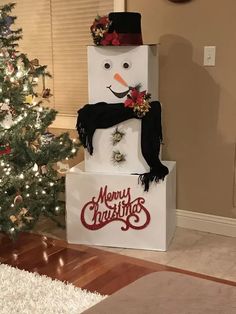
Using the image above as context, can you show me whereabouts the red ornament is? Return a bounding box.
[0,144,11,156]
[6,62,14,75]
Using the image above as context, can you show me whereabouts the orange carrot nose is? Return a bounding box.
[114,73,128,87]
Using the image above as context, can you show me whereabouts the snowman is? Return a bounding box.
[82,13,159,175]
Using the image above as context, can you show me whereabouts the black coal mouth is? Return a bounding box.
[107,85,130,98]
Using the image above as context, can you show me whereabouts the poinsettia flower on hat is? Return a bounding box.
[100,15,109,24]
[90,15,110,45]
[90,15,109,31]
[101,31,120,46]
[90,15,122,46]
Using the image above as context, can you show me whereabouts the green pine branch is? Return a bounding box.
[0,3,80,238]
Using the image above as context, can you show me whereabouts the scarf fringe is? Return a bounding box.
[76,122,93,155]
[138,164,169,191]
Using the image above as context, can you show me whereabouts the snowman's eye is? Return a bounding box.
[122,60,131,69]
[104,62,111,69]
[102,60,112,70]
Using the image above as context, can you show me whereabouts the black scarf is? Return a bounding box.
[76,101,169,191]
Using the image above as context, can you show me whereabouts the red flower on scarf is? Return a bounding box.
[124,87,151,118]
[124,88,147,108]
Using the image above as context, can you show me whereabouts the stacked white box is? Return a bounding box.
[85,45,158,174]
[88,45,158,104]
[66,44,176,251]
[66,161,176,251]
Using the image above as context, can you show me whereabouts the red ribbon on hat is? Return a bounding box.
[101,32,143,46]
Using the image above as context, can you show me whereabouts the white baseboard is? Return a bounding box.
[177,209,236,237]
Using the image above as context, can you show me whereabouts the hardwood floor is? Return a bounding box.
[0,232,235,295]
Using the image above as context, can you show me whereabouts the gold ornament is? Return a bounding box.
[29,139,40,152]
[9,207,33,226]
[25,94,34,105]
[24,216,34,222]
[111,127,125,145]
[20,208,28,215]
[10,215,17,223]
[133,99,151,118]
[112,150,126,164]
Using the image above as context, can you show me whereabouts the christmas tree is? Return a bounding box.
[0,3,80,237]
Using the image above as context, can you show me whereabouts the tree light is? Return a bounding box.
[32,163,38,172]
[16,71,23,78]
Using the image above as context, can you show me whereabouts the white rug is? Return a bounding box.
[0,263,106,314]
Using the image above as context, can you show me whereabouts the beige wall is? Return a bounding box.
[127,0,236,218]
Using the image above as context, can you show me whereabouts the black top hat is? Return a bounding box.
[90,12,143,46]
[108,12,143,45]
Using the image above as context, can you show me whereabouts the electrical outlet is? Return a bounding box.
[204,46,216,66]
